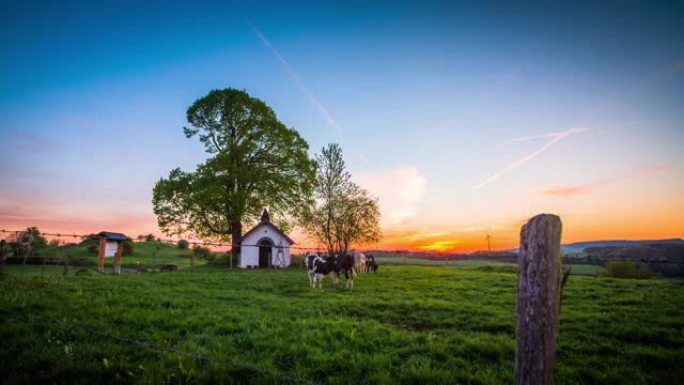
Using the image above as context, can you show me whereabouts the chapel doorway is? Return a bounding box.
[258,238,273,268]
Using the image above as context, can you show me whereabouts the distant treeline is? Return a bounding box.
[370,243,684,277]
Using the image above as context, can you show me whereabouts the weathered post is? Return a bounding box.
[515,214,563,385]
[113,241,123,275]
[97,236,106,273]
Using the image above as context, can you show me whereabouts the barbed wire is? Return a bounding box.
[0,229,333,252]
[0,306,320,385]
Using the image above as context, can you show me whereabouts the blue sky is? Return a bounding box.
[1,1,683,249]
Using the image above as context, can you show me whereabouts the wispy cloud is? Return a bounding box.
[249,23,342,134]
[542,164,674,198]
[543,185,590,197]
[355,166,427,226]
[477,127,588,188]
[3,131,53,154]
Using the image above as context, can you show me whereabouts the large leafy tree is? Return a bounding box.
[153,89,316,252]
[300,143,381,256]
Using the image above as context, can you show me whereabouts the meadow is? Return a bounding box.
[1,265,682,385]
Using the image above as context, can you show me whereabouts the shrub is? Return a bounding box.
[208,252,238,267]
[122,240,134,256]
[602,261,657,279]
[87,244,99,254]
[177,239,189,250]
[290,253,305,267]
[192,245,213,261]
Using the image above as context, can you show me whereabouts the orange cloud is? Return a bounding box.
[543,185,589,197]
[355,166,426,226]
[542,164,673,198]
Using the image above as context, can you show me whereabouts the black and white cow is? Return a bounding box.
[306,252,333,288]
[353,252,367,274]
[305,252,356,289]
[334,253,356,289]
[365,254,378,273]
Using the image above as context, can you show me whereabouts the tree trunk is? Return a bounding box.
[515,214,563,385]
[231,221,242,267]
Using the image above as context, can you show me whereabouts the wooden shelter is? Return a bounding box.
[97,231,128,274]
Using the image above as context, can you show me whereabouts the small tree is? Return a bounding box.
[11,227,47,258]
[177,239,189,250]
[300,143,381,256]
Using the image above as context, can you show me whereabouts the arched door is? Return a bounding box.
[258,238,274,268]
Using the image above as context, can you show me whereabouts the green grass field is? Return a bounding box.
[5,241,214,273]
[374,256,605,276]
[1,266,682,384]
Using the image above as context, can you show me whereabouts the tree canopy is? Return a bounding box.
[153,89,316,247]
[300,143,381,256]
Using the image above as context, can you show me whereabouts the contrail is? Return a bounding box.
[249,23,342,134]
[476,127,588,188]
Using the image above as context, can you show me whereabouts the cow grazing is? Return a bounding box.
[365,254,378,273]
[335,253,356,289]
[306,252,334,288]
[353,252,367,274]
[305,252,356,289]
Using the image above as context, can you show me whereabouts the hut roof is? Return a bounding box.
[97,231,129,241]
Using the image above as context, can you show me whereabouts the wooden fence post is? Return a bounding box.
[515,214,563,385]
[97,236,106,273]
[113,241,123,275]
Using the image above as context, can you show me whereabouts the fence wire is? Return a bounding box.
[0,229,330,252]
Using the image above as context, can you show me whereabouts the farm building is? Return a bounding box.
[239,209,293,268]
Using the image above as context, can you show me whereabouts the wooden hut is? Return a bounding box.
[97,231,128,274]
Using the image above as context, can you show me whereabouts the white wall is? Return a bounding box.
[104,241,118,258]
[239,224,292,268]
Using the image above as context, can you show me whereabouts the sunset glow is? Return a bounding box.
[1,2,682,252]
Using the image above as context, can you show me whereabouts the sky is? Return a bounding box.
[1,0,683,252]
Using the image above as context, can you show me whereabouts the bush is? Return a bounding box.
[208,252,239,267]
[602,261,657,279]
[177,239,189,250]
[87,244,98,254]
[122,240,134,256]
[192,245,213,261]
[290,254,305,268]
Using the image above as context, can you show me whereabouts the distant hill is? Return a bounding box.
[561,238,684,254]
